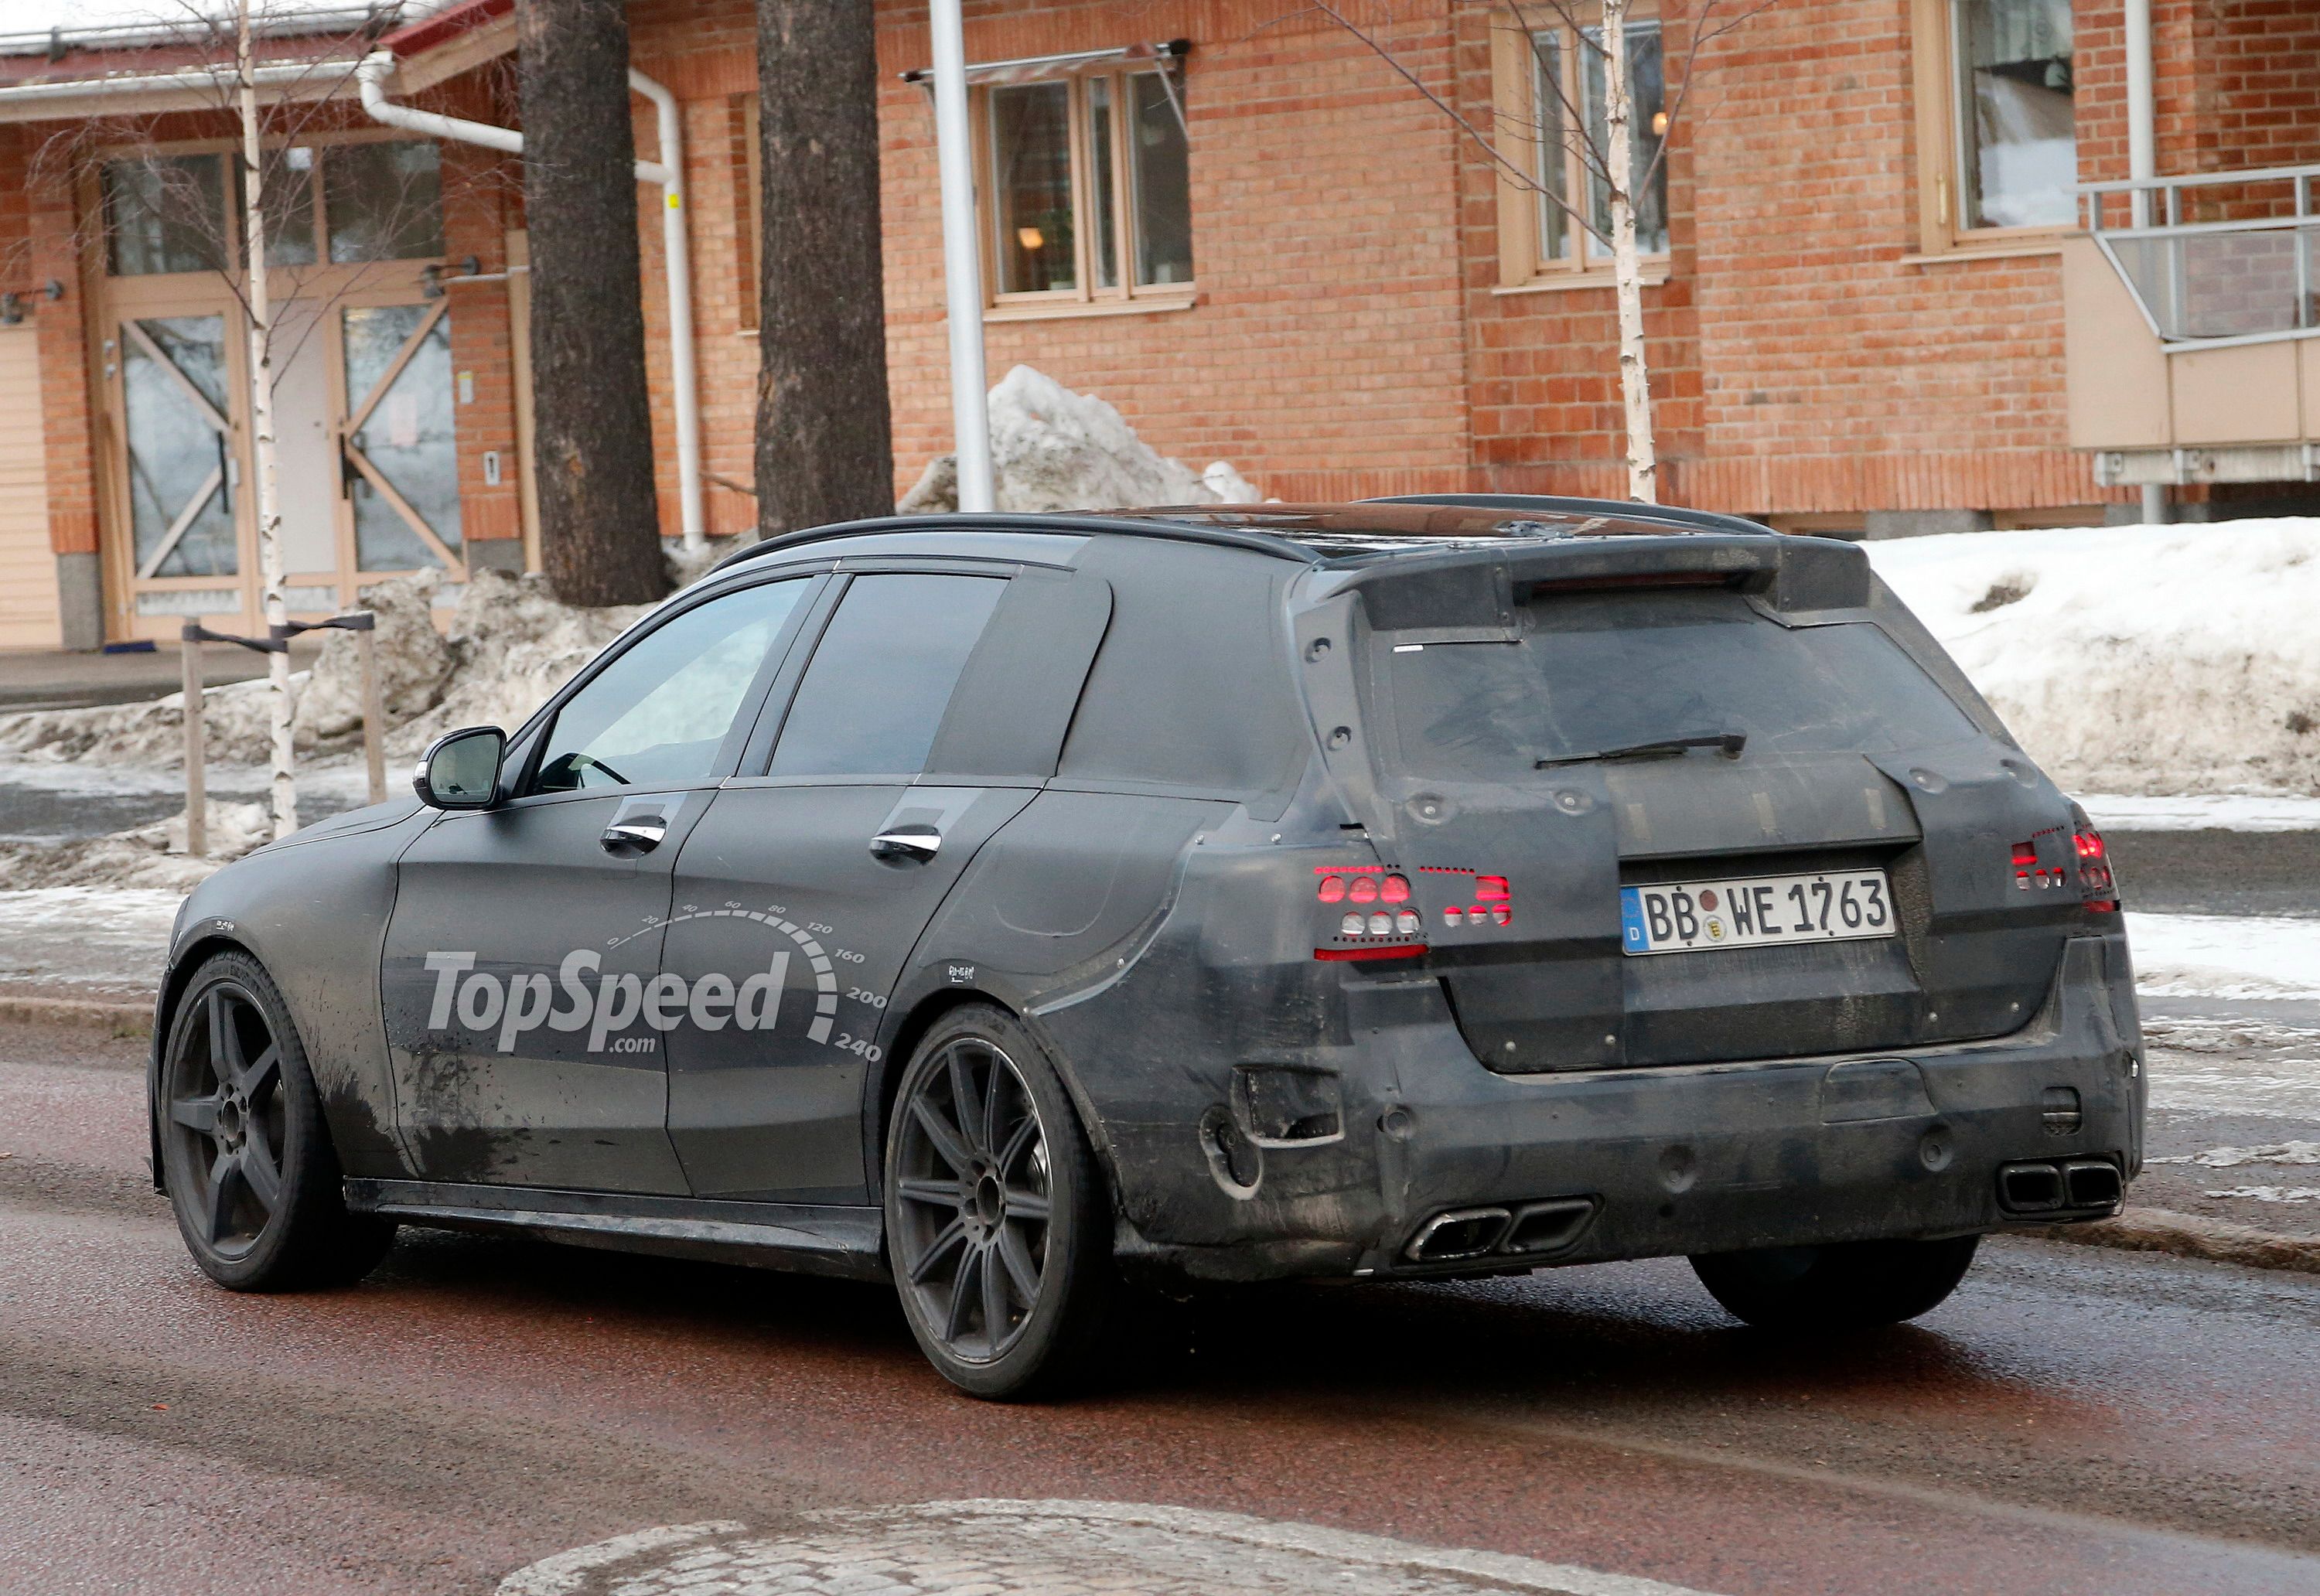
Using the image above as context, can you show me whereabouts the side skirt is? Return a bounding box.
[343,1178,891,1283]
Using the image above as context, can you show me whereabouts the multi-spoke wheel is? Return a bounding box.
[158,952,394,1291]
[884,1004,1111,1398]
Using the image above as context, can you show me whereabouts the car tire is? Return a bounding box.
[883,1003,1113,1400]
[1690,1234,1980,1332]
[157,950,396,1292]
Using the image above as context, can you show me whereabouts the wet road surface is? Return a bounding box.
[2,1025,2317,1596]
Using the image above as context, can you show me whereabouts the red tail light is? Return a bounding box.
[1475,875,1511,902]
[2073,824,2117,911]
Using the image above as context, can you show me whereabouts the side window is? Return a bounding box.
[769,574,1005,778]
[532,578,809,793]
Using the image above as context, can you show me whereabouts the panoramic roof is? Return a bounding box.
[1096,502,1766,560]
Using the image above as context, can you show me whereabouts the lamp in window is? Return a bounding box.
[1016,227,1045,252]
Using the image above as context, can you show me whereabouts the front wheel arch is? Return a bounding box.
[148,933,258,1195]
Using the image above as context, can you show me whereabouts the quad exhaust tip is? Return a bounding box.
[1404,1196,1600,1263]
[1998,1157,2123,1216]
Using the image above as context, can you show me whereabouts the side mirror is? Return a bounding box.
[413,725,507,810]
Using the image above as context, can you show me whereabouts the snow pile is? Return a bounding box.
[0,800,270,893]
[0,569,644,770]
[1867,520,2320,795]
[899,365,1261,514]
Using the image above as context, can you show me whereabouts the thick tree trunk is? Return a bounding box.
[754,0,895,535]
[519,0,667,605]
[1602,0,1658,504]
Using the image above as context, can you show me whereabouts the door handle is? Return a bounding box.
[869,825,943,863]
[600,817,667,855]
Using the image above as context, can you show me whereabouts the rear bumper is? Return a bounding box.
[1078,935,2142,1284]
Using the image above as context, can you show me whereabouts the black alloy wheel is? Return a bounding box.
[159,951,394,1290]
[885,1004,1110,1398]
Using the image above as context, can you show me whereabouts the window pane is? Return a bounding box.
[1530,34,1570,262]
[770,575,1005,777]
[234,145,318,267]
[1088,77,1121,290]
[325,141,444,262]
[121,315,237,578]
[1581,24,1667,257]
[1955,0,2075,230]
[343,305,461,570]
[1128,72,1193,286]
[534,580,810,793]
[991,84,1076,292]
[104,156,226,276]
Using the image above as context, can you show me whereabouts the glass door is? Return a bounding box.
[341,301,464,577]
[118,313,241,605]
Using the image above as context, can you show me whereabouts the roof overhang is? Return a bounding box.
[0,0,509,123]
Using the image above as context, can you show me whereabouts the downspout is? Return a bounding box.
[2122,0,2165,523]
[356,52,707,551]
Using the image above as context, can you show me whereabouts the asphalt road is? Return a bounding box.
[3,1022,2317,1596]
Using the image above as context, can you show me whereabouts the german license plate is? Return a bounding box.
[1620,870,1895,956]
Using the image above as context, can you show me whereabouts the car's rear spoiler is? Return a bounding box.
[1326,530,1870,635]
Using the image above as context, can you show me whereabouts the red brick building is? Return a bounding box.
[1,0,2314,647]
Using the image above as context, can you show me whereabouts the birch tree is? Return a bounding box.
[233,0,297,837]
[1312,0,1776,503]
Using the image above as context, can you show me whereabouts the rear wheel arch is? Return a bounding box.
[869,988,1117,1212]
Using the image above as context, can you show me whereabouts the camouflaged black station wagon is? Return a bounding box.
[151,496,2141,1396]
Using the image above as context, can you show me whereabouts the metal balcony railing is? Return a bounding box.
[2080,164,2320,350]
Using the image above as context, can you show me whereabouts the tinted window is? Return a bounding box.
[769,574,1005,777]
[1378,589,1978,776]
[534,579,807,793]
[1059,541,1305,793]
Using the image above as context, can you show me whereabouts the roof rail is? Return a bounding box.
[1363,493,1775,538]
[706,511,1322,575]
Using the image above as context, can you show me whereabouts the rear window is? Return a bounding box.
[1375,588,1977,776]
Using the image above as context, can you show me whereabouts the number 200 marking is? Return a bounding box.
[848,987,888,1009]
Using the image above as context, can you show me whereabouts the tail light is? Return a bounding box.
[1315,867,1425,960]
[2073,818,2117,912]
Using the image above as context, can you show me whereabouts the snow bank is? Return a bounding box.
[1866,519,2320,796]
[899,365,1261,514]
[0,568,643,771]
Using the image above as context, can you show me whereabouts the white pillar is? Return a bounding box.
[2124,0,2161,523]
[928,0,994,513]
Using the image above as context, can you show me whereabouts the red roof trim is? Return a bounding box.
[377,0,510,60]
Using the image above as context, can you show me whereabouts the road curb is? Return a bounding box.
[0,996,152,1038]
[2025,1206,2320,1276]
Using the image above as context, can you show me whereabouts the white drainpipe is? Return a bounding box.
[928,0,995,513]
[357,52,707,551]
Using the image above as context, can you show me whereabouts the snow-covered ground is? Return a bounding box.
[2081,793,2320,832]
[1868,520,2320,798]
[0,887,179,998]
[2128,912,2320,1001]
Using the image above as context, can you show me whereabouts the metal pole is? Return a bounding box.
[357,626,387,805]
[928,0,994,512]
[181,629,206,860]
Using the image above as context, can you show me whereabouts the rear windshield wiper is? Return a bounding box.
[1535,732,1746,769]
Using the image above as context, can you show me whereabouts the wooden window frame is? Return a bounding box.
[1488,5,1670,294]
[973,65,1196,321]
[1907,0,2073,261]
[94,127,447,288]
